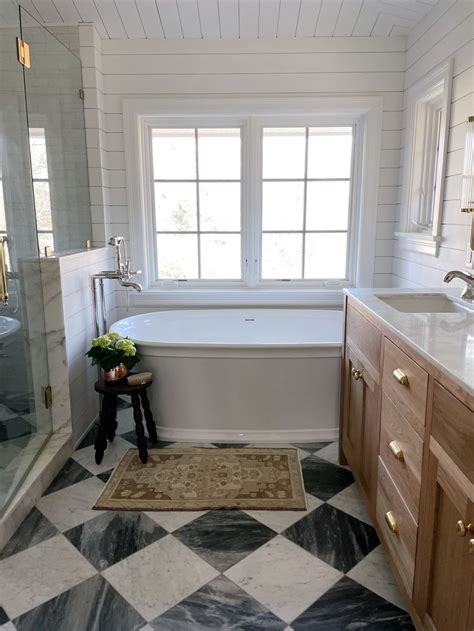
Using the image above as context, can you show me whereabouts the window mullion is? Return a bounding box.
[302,127,309,279]
[195,128,201,279]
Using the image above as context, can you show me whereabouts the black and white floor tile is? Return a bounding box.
[0,405,415,630]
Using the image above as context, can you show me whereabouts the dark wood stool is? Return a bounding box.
[94,377,157,464]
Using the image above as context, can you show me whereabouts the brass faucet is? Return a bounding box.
[0,237,8,306]
[443,270,474,302]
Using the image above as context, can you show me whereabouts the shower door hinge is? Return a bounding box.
[16,37,30,68]
[79,88,85,101]
[42,385,53,409]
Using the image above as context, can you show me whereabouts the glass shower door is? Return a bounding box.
[0,6,53,514]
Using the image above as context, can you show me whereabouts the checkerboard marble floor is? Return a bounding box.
[0,402,415,630]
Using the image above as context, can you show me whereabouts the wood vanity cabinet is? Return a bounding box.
[340,295,474,631]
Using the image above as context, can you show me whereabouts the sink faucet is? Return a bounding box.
[443,270,474,301]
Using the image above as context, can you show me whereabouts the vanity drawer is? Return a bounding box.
[382,338,428,437]
[376,458,417,596]
[379,393,423,522]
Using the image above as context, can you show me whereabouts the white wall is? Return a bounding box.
[80,26,406,304]
[393,1,474,288]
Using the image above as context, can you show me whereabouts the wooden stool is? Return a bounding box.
[94,377,157,464]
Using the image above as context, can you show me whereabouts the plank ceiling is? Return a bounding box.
[1,0,440,39]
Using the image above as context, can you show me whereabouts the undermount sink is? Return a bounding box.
[375,293,473,314]
[0,316,21,339]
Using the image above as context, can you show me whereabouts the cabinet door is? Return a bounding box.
[341,345,380,508]
[414,439,474,631]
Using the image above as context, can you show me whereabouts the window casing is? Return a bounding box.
[149,119,354,288]
[124,96,383,305]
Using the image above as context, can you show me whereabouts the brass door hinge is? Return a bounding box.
[42,385,53,409]
[79,88,85,101]
[16,37,30,68]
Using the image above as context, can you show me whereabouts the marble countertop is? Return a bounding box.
[344,288,474,397]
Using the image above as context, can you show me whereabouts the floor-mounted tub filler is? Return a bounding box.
[111,309,343,444]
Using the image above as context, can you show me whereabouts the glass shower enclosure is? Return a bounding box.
[0,4,92,515]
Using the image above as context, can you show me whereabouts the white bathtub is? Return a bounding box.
[111,309,343,443]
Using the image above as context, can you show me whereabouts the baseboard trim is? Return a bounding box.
[155,426,339,443]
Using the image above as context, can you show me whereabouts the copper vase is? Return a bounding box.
[103,363,128,382]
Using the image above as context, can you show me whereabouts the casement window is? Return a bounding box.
[29,127,54,254]
[149,121,353,286]
[125,97,382,304]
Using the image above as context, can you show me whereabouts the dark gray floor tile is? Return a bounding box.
[0,607,9,625]
[0,508,57,560]
[173,510,277,572]
[13,574,145,631]
[63,511,167,570]
[293,442,332,453]
[0,417,32,442]
[96,469,114,483]
[283,503,379,573]
[149,575,286,630]
[291,576,415,630]
[77,426,97,450]
[212,443,249,448]
[44,459,93,495]
[301,455,354,500]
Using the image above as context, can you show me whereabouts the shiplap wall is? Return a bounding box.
[393,1,474,288]
[80,25,405,313]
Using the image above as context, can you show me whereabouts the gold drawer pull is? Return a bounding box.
[351,368,362,381]
[388,440,405,462]
[384,511,399,535]
[456,520,473,537]
[393,368,409,386]
[469,539,474,554]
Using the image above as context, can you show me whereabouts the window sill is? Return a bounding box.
[395,231,441,256]
[129,287,347,308]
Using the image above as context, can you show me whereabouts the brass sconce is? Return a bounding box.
[461,116,474,249]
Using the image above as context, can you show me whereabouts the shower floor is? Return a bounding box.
[0,402,414,630]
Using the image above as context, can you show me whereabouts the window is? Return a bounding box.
[150,122,353,286]
[125,96,383,302]
[153,128,241,280]
[397,60,452,256]
[29,128,54,254]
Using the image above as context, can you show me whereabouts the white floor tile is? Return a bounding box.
[145,510,207,533]
[71,436,132,474]
[36,476,104,532]
[347,545,408,611]
[246,443,310,461]
[245,493,322,533]
[225,535,342,624]
[312,442,349,468]
[327,483,373,525]
[102,535,219,621]
[0,534,96,619]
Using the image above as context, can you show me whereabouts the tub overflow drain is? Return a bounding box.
[244,318,255,322]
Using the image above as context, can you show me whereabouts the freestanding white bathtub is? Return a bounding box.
[111,309,343,443]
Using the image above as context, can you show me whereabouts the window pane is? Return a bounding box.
[262,182,304,230]
[305,233,347,279]
[306,181,350,231]
[155,183,197,231]
[262,233,302,279]
[29,129,48,179]
[199,183,240,231]
[263,128,306,179]
[153,129,196,180]
[307,127,352,179]
[198,129,240,180]
[200,234,241,279]
[38,232,54,254]
[157,234,198,279]
[33,181,53,231]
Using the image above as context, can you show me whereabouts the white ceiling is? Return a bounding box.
[2,0,440,40]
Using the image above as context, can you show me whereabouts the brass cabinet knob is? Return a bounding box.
[385,511,399,535]
[469,539,474,554]
[456,520,473,537]
[388,440,405,462]
[392,368,409,386]
[351,368,362,381]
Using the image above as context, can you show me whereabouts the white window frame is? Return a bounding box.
[124,96,383,307]
[397,60,452,256]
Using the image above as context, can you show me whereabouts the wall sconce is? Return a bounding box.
[461,116,474,248]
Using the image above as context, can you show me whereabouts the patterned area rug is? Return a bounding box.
[94,448,307,511]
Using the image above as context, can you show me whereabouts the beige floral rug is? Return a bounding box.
[94,448,307,511]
